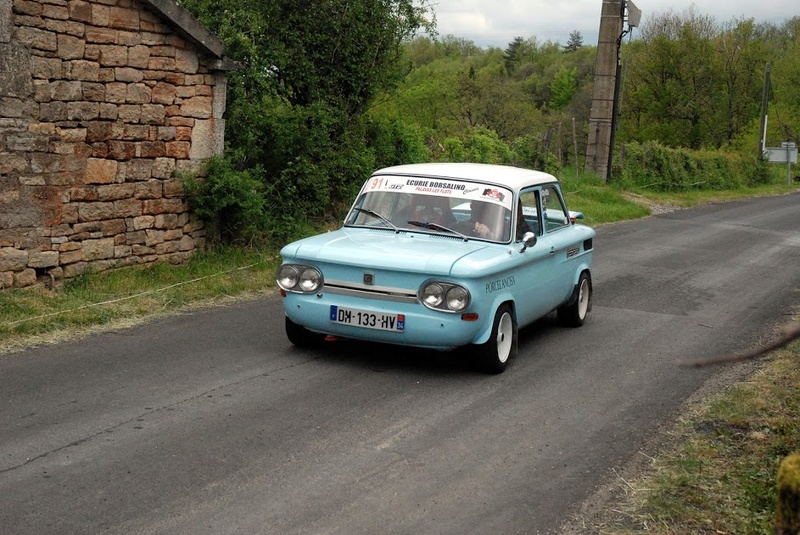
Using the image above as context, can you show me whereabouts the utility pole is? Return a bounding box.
[586,0,640,182]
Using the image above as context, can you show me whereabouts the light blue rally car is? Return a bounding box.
[276,163,596,373]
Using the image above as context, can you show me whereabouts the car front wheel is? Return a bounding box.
[473,304,517,374]
[557,271,591,327]
[285,316,325,348]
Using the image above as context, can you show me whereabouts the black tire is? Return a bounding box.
[557,271,591,327]
[285,316,324,348]
[473,304,517,374]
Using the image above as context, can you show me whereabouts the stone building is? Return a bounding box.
[0,0,236,288]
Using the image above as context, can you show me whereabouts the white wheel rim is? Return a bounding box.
[496,312,513,363]
[577,278,590,319]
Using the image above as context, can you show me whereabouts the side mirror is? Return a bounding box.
[519,232,537,253]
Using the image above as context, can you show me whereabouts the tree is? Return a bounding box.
[550,66,578,110]
[175,0,434,237]
[617,9,796,151]
[714,19,774,144]
[505,36,526,74]
[769,22,800,144]
[181,0,431,114]
[563,30,583,53]
[620,7,720,148]
[404,36,444,68]
[439,35,482,58]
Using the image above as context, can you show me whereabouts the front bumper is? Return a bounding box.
[282,290,484,350]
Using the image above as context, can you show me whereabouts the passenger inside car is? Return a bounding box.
[469,201,509,241]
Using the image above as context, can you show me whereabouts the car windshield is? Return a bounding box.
[344,175,514,243]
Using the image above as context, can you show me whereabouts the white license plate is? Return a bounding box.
[330,306,405,332]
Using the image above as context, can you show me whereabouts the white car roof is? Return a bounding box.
[372,163,558,191]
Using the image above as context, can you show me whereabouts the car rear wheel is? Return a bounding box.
[557,271,591,327]
[474,304,517,374]
[285,316,325,348]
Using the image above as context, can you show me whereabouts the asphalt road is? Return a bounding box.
[1,193,798,534]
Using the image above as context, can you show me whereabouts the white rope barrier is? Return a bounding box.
[4,260,272,327]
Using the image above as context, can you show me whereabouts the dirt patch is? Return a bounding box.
[622,192,682,216]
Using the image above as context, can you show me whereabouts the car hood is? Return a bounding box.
[281,229,505,276]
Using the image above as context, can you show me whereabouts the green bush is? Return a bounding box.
[748,156,774,186]
[510,135,562,174]
[441,127,515,164]
[181,156,266,245]
[614,141,758,191]
[365,116,431,168]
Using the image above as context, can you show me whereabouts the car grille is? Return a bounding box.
[324,279,418,303]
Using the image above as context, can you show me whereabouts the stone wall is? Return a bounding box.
[0,0,231,288]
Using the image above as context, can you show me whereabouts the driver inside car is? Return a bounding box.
[395,194,456,227]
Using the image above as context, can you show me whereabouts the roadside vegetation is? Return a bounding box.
[2,0,799,530]
[0,247,280,354]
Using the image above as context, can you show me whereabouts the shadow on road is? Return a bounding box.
[284,314,561,376]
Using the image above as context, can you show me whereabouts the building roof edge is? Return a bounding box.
[139,0,239,70]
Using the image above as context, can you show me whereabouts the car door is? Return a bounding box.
[538,183,583,304]
[512,187,564,325]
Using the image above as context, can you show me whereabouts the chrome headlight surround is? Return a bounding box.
[276,264,323,293]
[418,281,471,313]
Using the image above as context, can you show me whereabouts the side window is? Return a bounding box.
[518,188,541,239]
[541,184,570,233]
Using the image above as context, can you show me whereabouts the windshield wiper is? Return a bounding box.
[407,220,469,241]
[352,207,400,232]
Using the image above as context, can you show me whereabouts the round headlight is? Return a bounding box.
[446,285,470,311]
[298,268,321,292]
[277,265,300,290]
[422,283,444,307]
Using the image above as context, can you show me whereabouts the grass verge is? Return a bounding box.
[0,247,281,354]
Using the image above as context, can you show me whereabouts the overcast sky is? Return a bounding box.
[423,0,796,48]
